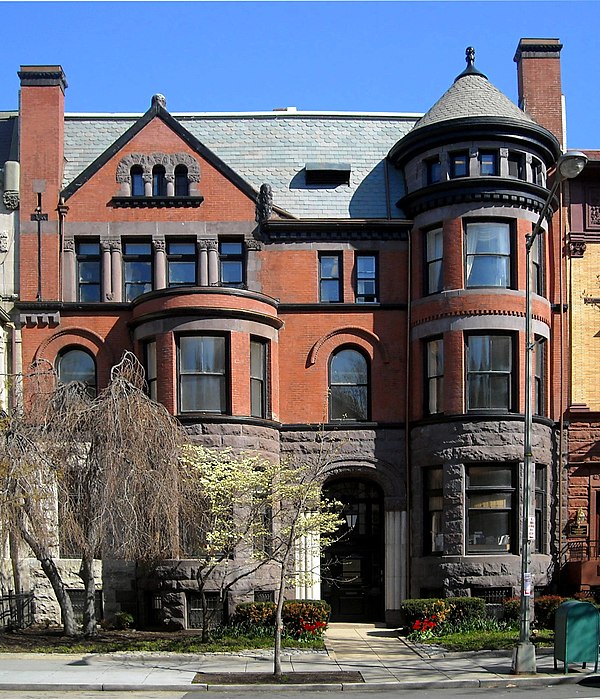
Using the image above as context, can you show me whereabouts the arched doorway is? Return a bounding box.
[322,478,385,622]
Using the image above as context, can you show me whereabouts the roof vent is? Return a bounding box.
[305,162,351,186]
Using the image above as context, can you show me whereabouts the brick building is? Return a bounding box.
[10,38,576,627]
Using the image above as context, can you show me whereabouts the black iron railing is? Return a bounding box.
[0,591,34,629]
[564,539,600,561]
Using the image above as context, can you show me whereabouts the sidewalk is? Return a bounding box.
[0,623,598,691]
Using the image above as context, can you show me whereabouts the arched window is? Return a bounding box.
[152,165,167,197]
[329,347,369,421]
[174,165,189,196]
[57,348,97,395]
[131,165,144,197]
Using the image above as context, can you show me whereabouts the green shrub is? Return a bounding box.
[447,597,486,625]
[114,611,134,630]
[399,598,455,632]
[230,600,331,638]
[534,595,567,630]
[501,597,520,624]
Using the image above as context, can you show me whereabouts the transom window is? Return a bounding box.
[219,239,244,287]
[76,241,101,302]
[329,347,369,421]
[319,253,342,303]
[479,151,498,176]
[466,334,513,411]
[167,241,197,287]
[178,335,227,413]
[123,241,153,302]
[426,337,444,415]
[425,227,443,294]
[465,221,511,288]
[466,464,515,554]
[355,253,378,303]
[450,152,469,178]
[57,348,97,395]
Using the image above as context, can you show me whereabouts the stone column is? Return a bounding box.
[166,174,174,197]
[100,240,112,302]
[198,240,209,286]
[207,240,219,286]
[385,508,405,612]
[499,147,509,177]
[154,238,167,289]
[294,519,321,600]
[110,240,122,302]
[62,238,76,302]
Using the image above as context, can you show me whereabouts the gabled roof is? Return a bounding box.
[62,108,420,219]
[61,100,261,205]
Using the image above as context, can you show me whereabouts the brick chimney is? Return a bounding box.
[514,39,564,149]
[18,65,67,301]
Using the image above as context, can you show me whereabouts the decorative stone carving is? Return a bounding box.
[255,183,273,224]
[100,240,111,253]
[245,239,262,251]
[63,239,75,252]
[110,240,122,253]
[3,191,19,210]
[205,240,218,251]
[589,206,600,227]
[153,239,166,252]
[0,231,8,253]
[152,93,167,109]
[568,241,587,258]
[115,153,201,186]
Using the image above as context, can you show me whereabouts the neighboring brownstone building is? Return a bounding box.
[9,38,580,627]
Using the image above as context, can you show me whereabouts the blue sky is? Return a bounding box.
[2,1,599,148]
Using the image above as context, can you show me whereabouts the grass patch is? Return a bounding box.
[0,628,325,654]
[418,628,554,653]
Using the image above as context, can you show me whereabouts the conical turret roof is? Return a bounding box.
[411,47,535,132]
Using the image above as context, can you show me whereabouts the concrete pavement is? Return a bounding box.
[0,623,598,691]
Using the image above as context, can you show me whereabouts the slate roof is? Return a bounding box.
[63,112,420,219]
[412,72,535,132]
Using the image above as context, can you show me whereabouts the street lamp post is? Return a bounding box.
[512,151,588,675]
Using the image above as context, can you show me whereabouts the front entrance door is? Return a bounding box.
[321,478,384,622]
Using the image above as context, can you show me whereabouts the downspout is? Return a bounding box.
[57,196,69,300]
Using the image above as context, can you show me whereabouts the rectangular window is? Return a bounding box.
[426,338,444,414]
[450,151,469,178]
[425,467,443,554]
[534,338,545,416]
[145,340,157,401]
[508,151,524,179]
[465,221,511,288]
[535,465,547,553]
[250,338,268,419]
[426,157,441,185]
[167,240,196,287]
[479,151,498,176]
[355,253,378,303]
[123,241,152,302]
[466,334,513,411]
[532,159,543,186]
[319,253,342,303]
[76,241,101,302]
[425,227,443,294]
[178,335,227,413]
[219,238,244,287]
[530,229,543,295]
[466,464,515,554]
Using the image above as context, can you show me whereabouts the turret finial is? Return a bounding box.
[466,47,475,67]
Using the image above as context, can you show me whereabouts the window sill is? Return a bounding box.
[111,196,204,208]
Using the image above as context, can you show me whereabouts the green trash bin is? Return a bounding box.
[554,600,599,674]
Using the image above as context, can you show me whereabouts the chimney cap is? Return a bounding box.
[18,65,67,91]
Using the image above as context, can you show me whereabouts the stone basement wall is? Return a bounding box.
[410,418,557,598]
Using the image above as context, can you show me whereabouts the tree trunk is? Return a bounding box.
[79,552,97,636]
[18,524,77,636]
[9,531,23,595]
[273,550,290,677]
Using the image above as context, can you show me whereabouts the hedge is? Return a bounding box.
[399,597,485,630]
[231,600,331,637]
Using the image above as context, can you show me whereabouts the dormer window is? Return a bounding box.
[305,162,351,186]
[479,151,498,176]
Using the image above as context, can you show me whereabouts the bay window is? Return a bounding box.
[466,334,513,411]
[465,221,511,288]
[178,335,227,413]
[466,464,515,554]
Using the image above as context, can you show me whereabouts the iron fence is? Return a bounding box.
[0,591,34,629]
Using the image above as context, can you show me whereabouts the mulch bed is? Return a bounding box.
[193,671,364,685]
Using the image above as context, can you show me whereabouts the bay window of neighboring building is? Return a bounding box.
[167,240,197,287]
[465,221,512,288]
[123,241,153,302]
[425,467,443,554]
[425,227,443,294]
[466,464,515,554]
[466,334,514,411]
[355,253,378,303]
[178,335,227,413]
[145,340,157,401]
[319,253,342,303]
[250,338,268,419]
[534,338,546,416]
[76,240,101,302]
[329,347,369,421]
[535,465,547,553]
[426,337,444,414]
[57,348,97,396]
[219,238,244,287]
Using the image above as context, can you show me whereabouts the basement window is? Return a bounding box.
[305,162,351,186]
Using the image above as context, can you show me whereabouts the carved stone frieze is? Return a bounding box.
[116,152,201,185]
[245,239,263,251]
[0,232,8,253]
[2,191,19,210]
[568,240,587,258]
[586,188,600,229]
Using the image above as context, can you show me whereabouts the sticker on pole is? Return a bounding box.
[524,572,533,597]
[528,515,536,542]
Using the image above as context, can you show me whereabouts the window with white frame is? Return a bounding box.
[425,227,443,294]
[178,335,227,413]
[466,334,513,411]
[329,347,369,421]
[426,337,444,414]
[465,221,511,288]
